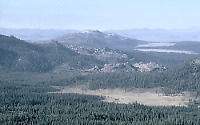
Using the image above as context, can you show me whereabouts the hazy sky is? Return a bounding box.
[0,0,200,30]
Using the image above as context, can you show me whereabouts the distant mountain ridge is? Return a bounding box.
[55,30,146,50]
[0,28,77,41]
[2,27,200,42]
[108,28,200,42]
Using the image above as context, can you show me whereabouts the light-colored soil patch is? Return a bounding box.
[135,48,198,54]
[136,42,176,47]
[194,59,200,64]
[52,86,193,106]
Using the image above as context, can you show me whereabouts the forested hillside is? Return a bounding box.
[0,35,103,72]
[1,34,200,124]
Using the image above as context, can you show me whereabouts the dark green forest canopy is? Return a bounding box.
[0,80,200,125]
[0,35,103,72]
[1,61,200,124]
[1,34,200,124]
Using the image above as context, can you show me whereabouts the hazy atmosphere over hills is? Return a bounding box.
[1,28,200,42]
[1,0,200,124]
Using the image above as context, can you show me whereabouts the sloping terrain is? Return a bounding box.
[55,30,145,50]
[1,33,200,124]
[0,35,103,72]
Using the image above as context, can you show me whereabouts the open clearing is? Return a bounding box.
[135,48,198,54]
[52,86,194,106]
[136,42,176,47]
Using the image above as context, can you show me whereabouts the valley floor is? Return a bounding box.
[52,86,193,106]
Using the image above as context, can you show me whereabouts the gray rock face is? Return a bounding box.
[86,62,166,73]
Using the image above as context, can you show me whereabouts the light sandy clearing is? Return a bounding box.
[52,86,193,106]
[136,42,176,47]
[136,48,198,54]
